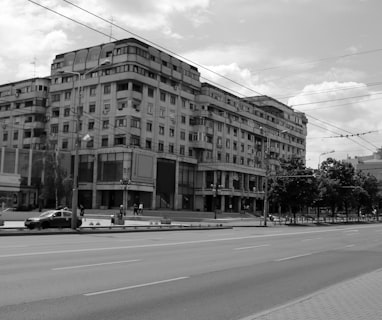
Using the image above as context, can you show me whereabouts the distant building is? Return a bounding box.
[0,37,307,212]
[345,149,382,191]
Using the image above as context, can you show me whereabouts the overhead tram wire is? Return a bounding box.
[274,81,382,101]
[305,112,379,150]
[61,0,265,97]
[27,0,116,41]
[251,48,382,73]
[29,1,380,155]
[32,0,382,109]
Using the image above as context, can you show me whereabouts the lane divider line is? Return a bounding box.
[234,244,270,250]
[52,259,140,271]
[84,276,189,296]
[275,253,312,262]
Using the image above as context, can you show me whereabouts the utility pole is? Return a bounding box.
[211,183,223,219]
[260,127,270,227]
[120,178,131,214]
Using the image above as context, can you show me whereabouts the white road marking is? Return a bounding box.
[235,244,270,250]
[301,238,322,242]
[345,244,355,248]
[275,253,312,262]
[84,276,189,296]
[52,259,140,270]
[1,225,380,258]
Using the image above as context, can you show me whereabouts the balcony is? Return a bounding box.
[190,140,213,150]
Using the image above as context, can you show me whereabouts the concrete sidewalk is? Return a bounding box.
[243,268,382,320]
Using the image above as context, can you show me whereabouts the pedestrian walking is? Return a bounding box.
[138,203,143,215]
[133,203,138,215]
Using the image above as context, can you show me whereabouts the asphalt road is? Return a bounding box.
[1,224,382,320]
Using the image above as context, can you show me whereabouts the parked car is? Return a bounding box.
[24,209,82,229]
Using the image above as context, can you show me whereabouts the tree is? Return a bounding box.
[269,157,319,223]
[319,158,355,220]
[39,149,72,209]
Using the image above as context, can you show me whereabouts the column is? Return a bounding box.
[151,155,157,209]
[92,154,98,209]
[174,159,179,209]
[28,148,33,186]
[14,148,19,174]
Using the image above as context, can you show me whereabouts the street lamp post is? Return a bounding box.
[58,59,110,229]
[259,127,289,227]
[211,183,223,219]
[120,178,131,214]
[260,127,270,227]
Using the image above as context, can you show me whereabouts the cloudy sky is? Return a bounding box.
[2,0,382,168]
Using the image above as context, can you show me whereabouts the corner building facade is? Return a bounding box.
[48,38,307,212]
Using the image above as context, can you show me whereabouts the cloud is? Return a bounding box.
[289,81,382,168]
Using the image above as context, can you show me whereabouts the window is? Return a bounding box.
[160,108,165,118]
[159,125,164,135]
[217,152,222,161]
[52,108,60,117]
[146,122,152,132]
[180,131,186,140]
[89,104,96,113]
[64,91,71,100]
[116,82,128,92]
[158,142,164,152]
[233,142,237,151]
[130,135,140,146]
[51,94,60,102]
[169,128,175,137]
[170,95,176,105]
[64,108,70,117]
[132,83,142,93]
[217,137,222,147]
[180,145,185,155]
[226,139,230,148]
[102,120,109,129]
[117,100,127,110]
[101,136,108,147]
[89,87,96,96]
[148,87,154,98]
[181,115,186,124]
[103,84,111,95]
[88,121,95,130]
[86,139,94,148]
[103,103,110,114]
[115,118,127,127]
[62,140,68,149]
[131,117,141,129]
[114,135,126,145]
[13,131,18,140]
[147,102,153,114]
[49,124,58,134]
[3,132,8,141]
[160,91,166,102]
[63,123,69,133]
[145,139,152,149]
[169,144,174,153]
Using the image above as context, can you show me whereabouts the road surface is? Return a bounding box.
[1,224,382,319]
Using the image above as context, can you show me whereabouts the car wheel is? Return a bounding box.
[41,222,49,229]
[28,225,35,230]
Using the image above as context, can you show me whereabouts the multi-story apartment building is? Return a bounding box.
[0,78,58,208]
[0,37,307,212]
